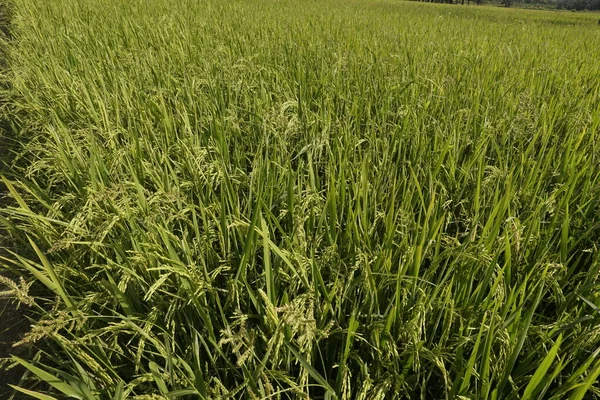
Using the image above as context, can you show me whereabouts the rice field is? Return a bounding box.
[1,0,600,398]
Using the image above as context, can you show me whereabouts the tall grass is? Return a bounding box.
[1,0,600,398]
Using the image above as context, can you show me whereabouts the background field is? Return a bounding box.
[1,0,600,398]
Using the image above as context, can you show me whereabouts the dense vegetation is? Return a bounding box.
[557,0,600,11]
[1,0,600,398]
[413,0,600,12]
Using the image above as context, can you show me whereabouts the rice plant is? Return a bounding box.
[1,0,600,398]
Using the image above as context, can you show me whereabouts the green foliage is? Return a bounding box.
[1,0,600,398]
[558,0,600,11]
